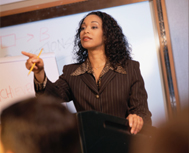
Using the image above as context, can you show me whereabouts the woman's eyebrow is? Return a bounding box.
[91,21,99,24]
[82,21,100,25]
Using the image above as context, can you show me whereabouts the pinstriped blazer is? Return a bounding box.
[36,60,152,124]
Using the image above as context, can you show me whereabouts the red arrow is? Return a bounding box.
[27,34,34,42]
[16,34,34,42]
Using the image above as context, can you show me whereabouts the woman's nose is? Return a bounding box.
[84,27,90,33]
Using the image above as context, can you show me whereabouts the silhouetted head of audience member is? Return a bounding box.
[0,96,81,153]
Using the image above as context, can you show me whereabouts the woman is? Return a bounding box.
[22,11,152,134]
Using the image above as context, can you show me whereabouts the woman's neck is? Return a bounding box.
[88,50,107,69]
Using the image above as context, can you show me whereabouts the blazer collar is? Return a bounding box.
[71,58,126,76]
[99,69,116,94]
[80,69,117,94]
[71,59,126,94]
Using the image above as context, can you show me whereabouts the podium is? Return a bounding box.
[76,111,152,153]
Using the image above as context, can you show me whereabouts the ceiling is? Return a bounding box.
[0,0,86,17]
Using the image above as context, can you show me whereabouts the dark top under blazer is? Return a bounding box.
[36,60,152,124]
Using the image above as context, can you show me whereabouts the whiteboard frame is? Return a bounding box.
[0,0,180,119]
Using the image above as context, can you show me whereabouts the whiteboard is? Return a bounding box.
[0,1,166,126]
[0,53,59,113]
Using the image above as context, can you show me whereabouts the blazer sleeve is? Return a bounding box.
[128,61,152,125]
[35,65,73,102]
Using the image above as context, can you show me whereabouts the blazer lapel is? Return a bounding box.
[99,70,116,94]
[80,73,98,94]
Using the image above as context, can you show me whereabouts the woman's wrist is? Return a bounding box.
[34,69,45,83]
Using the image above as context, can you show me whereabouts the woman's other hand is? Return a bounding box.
[126,114,144,135]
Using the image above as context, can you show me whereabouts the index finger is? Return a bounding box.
[22,51,36,58]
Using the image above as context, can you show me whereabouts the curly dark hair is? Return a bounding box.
[74,11,132,69]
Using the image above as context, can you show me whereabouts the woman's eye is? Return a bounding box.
[92,26,98,29]
[80,27,85,30]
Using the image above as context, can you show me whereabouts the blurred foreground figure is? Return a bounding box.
[130,107,189,153]
[0,96,80,153]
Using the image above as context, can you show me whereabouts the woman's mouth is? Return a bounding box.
[83,36,92,41]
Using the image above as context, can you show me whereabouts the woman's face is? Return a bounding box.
[80,14,105,51]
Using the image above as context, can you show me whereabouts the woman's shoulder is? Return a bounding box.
[62,63,81,74]
[125,59,140,67]
[64,63,81,68]
[124,60,144,78]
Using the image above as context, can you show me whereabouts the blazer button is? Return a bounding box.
[96,95,99,99]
